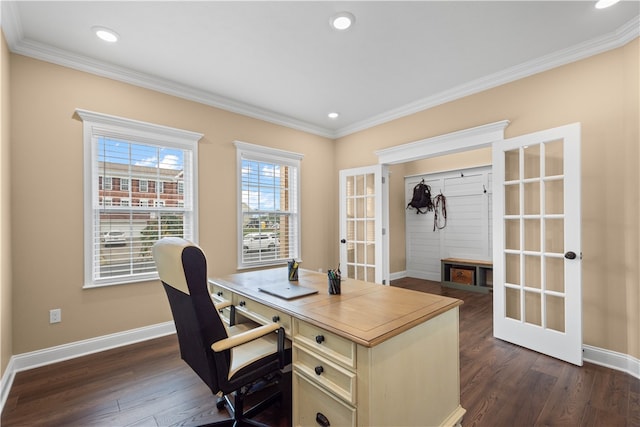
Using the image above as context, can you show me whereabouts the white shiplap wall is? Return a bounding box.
[405,166,492,281]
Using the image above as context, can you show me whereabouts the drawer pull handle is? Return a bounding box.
[216,291,223,296]
[314,365,324,376]
[272,315,280,322]
[315,335,325,344]
[239,301,246,307]
[316,412,330,426]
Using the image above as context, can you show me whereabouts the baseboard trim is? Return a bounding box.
[583,344,640,379]
[0,321,176,412]
[389,270,407,281]
[404,270,440,282]
[0,356,17,413]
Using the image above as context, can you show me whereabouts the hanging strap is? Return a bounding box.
[433,193,447,231]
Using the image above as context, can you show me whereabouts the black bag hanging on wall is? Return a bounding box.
[406,179,434,214]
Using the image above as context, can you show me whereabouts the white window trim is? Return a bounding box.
[77,108,202,288]
[234,141,303,269]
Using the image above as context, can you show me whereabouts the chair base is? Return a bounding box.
[204,369,290,427]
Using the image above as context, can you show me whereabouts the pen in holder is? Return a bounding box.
[328,268,341,295]
[288,259,299,281]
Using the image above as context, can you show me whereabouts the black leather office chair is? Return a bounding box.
[152,237,286,427]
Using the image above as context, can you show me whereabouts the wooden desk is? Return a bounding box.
[209,268,465,427]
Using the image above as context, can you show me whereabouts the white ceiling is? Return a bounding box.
[2,1,638,138]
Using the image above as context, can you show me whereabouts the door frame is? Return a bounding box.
[375,120,510,281]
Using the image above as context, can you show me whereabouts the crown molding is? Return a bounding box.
[334,15,640,139]
[3,1,638,140]
[12,36,335,138]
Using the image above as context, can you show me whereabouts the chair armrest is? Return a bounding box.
[214,300,232,311]
[211,323,281,352]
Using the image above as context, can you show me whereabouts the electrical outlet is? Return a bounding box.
[49,308,61,324]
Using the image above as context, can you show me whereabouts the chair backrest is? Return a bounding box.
[152,237,230,394]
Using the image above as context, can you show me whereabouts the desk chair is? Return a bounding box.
[152,237,287,427]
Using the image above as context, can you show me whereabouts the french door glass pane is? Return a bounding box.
[545,140,564,176]
[524,255,541,289]
[506,287,521,320]
[524,145,541,179]
[505,184,519,215]
[546,256,565,293]
[505,150,520,181]
[546,295,566,332]
[505,253,520,285]
[524,182,540,214]
[545,219,564,253]
[545,180,564,214]
[525,291,542,326]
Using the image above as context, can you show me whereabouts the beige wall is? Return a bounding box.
[1,31,12,377]
[6,36,639,362]
[9,54,335,354]
[336,39,639,359]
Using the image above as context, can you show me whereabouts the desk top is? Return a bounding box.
[210,268,462,347]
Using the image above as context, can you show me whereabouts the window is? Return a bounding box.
[235,141,302,268]
[103,176,113,190]
[78,109,202,287]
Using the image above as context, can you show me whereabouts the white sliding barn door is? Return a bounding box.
[493,123,582,365]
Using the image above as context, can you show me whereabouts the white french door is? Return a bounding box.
[339,165,389,285]
[493,123,582,365]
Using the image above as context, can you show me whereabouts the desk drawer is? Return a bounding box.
[209,284,233,324]
[209,282,233,303]
[294,320,356,369]
[233,296,292,336]
[294,372,356,427]
[293,344,356,405]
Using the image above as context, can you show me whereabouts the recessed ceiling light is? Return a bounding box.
[93,26,119,43]
[330,12,355,31]
[595,0,620,9]
[328,112,340,119]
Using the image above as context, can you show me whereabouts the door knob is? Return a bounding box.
[564,251,577,260]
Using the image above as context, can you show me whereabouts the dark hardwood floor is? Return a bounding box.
[2,278,639,426]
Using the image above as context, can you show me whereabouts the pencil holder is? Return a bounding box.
[287,260,299,281]
[328,276,341,295]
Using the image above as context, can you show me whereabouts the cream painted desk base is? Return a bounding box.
[209,269,465,427]
[292,308,464,427]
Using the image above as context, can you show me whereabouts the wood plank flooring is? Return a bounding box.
[2,278,639,426]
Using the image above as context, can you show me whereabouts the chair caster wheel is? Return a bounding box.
[216,397,226,410]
